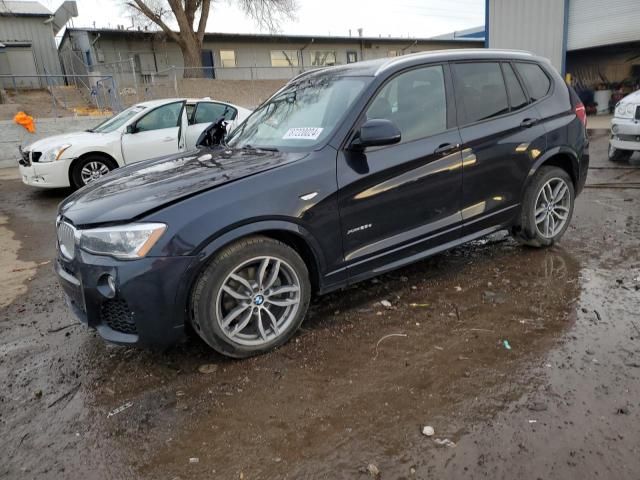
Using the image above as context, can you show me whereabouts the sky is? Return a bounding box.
[41,0,484,39]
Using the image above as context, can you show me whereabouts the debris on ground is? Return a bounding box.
[502,340,512,350]
[366,463,380,477]
[374,333,408,359]
[107,401,133,418]
[422,425,435,437]
[409,303,429,307]
[380,300,392,308]
[433,438,456,448]
[198,364,218,374]
[527,401,548,412]
[189,457,199,464]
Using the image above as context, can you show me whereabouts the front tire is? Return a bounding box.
[70,155,117,189]
[191,236,311,358]
[608,144,633,163]
[511,166,575,248]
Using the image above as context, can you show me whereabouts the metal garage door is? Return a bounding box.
[5,46,39,88]
[568,0,640,51]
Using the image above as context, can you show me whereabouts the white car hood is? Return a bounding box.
[25,131,110,152]
[621,90,640,105]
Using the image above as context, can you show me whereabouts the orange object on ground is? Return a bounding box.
[14,111,35,133]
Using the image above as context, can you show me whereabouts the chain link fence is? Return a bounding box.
[1,55,323,120]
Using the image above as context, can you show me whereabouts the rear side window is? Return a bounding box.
[366,65,447,143]
[515,62,551,102]
[452,62,509,124]
[194,102,237,124]
[502,63,528,110]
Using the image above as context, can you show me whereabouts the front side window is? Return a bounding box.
[227,75,369,150]
[502,63,529,110]
[366,65,447,144]
[271,50,299,67]
[452,62,509,124]
[135,102,182,132]
[220,50,236,68]
[194,102,237,124]
[515,62,551,102]
[310,51,337,66]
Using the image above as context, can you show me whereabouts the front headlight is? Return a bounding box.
[626,103,636,115]
[40,144,72,163]
[78,223,167,259]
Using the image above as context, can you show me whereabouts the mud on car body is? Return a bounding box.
[55,49,589,358]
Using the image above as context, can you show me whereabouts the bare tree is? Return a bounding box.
[127,0,297,77]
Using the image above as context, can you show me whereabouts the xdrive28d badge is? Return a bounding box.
[55,49,589,358]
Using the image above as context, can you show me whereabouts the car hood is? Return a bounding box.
[25,131,106,152]
[59,147,309,225]
[620,90,640,105]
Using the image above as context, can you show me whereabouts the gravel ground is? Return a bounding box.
[0,131,639,479]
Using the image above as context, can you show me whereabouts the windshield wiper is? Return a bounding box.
[241,145,279,152]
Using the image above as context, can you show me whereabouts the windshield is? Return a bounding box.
[91,105,146,133]
[226,75,369,150]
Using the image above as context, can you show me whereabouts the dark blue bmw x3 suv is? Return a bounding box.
[55,49,589,357]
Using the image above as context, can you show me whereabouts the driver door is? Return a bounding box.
[121,100,186,164]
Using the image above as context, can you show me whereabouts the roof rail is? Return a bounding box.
[374,48,535,76]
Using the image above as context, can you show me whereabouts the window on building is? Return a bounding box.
[515,62,551,102]
[387,50,398,57]
[220,50,236,68]
[366,65,447,144]
[502,63,528,111]
[346,51,358,64]
[135,102,183,132]
[310,51,337,66]
[193,102,237,125]
[270,50,299,67]
[452,62,509,124]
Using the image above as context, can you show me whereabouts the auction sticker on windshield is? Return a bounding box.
[283,127,324,140]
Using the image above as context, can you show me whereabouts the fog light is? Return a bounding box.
[97,274,117,299]
[612,124,619,133]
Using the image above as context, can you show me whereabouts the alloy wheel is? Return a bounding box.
[215,256,301,346]
[80,161,110,185]
[534,177,571,238]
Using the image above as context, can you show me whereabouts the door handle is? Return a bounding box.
[433,143,459,155]
[162,137,174,142]
[521,118,539,128]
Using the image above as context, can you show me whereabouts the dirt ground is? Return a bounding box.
[1,131,639,479]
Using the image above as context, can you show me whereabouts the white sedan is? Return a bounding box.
[18,98,251,189]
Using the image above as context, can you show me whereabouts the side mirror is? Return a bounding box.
[126,124,137,134]
[351,118,401,149]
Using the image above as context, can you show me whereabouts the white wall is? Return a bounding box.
[488,0,566,73]
[567,0,640,51]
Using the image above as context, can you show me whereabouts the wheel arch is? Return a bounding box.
[523,147,579,195]
[179,220,327,316]
[68,151,120,186]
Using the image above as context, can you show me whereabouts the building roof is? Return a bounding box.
[429,26,486,41]
[61,27,484,47]
[0,0,52,17]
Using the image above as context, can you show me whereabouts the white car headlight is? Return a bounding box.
[79,223,167,259]
[40,144,72,163]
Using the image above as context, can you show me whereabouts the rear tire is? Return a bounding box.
[511,166,575,248]
[191,236,311,358]
[70,155,117,189]
[608,144,633,163]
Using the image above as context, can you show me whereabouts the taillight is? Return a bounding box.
[575,101,587,127]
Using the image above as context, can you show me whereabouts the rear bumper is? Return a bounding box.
[55,249,196,348]
[19,159,72,188]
